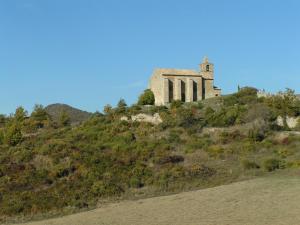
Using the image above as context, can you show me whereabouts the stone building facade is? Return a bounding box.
[149,57,221,106]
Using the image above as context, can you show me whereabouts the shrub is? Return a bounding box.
[205,106,244,127]
[241,159,260,170]
[138,89,155,105]
[242,104,272,123]
[224,87,258,106]
[263,158,282,172]
[188,164,216,178]
[264,88,300,117]
[175,107,198,128]
[170,100,183,109]
[4,123,23,146]
[59,110,71,127]
[206,145,224,158]
[157,155,184,165]
[129,177,143,188]
[220,130,243,144]
[248,128,265,142]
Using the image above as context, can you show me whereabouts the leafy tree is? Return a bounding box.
[138,89,155,105]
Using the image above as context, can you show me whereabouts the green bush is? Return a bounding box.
[170,100,183,109]
[4,123,23,146]
[263,158,282,172]
[129,177,143,188]
[138,89,155,105]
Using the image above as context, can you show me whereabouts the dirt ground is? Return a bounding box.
[17,176,300,225]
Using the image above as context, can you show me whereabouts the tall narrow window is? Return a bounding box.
[206,65,210,72]
[202,78,206,99]
[181,81,186,102]
[168,80,174,103]
[193,81,198,101]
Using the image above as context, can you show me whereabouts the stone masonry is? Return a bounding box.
[149,57,221,106]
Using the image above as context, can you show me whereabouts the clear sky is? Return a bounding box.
[1,0,300,114]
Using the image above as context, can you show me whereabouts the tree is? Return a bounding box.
[14,107,27,123]
[117,99,127,108]
[103,104,113,115]
[4,123,23,146]
[138,89,155,105]
[116,99,127,114]
[0,114,7,127]
[265,88,300,117]
[31,104,50,128]
[59,110,71,127]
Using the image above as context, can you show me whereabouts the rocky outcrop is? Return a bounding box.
[276,116,299,129]
[121,113,162,125]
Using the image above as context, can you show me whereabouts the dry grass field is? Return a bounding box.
[17,176,300,225]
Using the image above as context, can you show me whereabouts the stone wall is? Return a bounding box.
[149,71,164,105]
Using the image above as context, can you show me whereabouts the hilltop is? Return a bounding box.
[1,87,300,223]
[45,104,92,125]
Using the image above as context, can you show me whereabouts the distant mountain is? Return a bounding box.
[45,103,92,125]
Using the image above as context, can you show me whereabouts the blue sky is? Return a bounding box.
[1,0,300,114]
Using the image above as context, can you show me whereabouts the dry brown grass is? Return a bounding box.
[17,176,300,225]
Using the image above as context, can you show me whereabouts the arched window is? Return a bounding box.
[206,65,210,72]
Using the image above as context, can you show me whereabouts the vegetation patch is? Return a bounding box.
[1,88,300,222]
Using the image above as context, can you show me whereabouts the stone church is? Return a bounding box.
[149,57,221,106]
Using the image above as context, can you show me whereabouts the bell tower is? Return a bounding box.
[200,56,214,80]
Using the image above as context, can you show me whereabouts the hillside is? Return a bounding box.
[19,176,300,225]
[45,104,92,125]
[1,87,300,223]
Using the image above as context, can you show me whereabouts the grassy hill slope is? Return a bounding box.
[2,87,300,223]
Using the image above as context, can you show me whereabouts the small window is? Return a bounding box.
[215,94,219,97]
[206,65,210,71]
